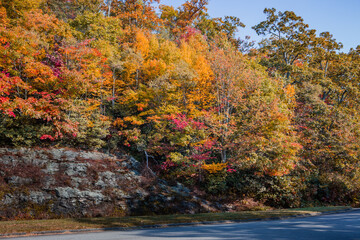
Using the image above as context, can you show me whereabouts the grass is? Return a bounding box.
[0,206,351,236]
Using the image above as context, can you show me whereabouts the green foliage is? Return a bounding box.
[205,173,228,194]
[66,101,111,149]
[226,169,302,208]
[0,116,51,146]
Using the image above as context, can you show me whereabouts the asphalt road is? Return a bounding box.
[10,210,360,240]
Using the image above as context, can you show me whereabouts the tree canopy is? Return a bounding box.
[0,0,359,207]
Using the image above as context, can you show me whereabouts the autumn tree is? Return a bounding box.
[43,0,103,20]
[160,0,208,36]
[1,0,360,206]
[110,0,161,31]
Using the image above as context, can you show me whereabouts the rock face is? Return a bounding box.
[0,148,219,220]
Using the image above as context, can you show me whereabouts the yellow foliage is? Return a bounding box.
[2,0,44,18]
[134,31,150,58]
[85,102,100,112]
[113,118,125,127]
[143,59,167,79]
[146,115,161,123]
[123,116,144,125]
[87,121,94,128]
[201,162,227,174]
[284,84,295,98]
[283,84,296,107]
[169,152,187,163]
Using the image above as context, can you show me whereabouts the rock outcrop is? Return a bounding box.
[0,148,220,220]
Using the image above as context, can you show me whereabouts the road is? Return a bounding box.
[10,210,360,240]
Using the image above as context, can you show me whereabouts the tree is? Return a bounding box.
[207,40,243,162]
[253,8,316,81]
[160,0,208,36]
[110,0,161,31]
[196,15,246,49]
[43,0,103,20]
[1,0,43,18]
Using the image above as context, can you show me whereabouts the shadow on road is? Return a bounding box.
[127,210,360,240]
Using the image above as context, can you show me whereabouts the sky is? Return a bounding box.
[156,0,360,52]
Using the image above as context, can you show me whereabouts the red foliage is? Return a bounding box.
[169,114,205,131]
[160,160,177,171]
[40,135,55,141]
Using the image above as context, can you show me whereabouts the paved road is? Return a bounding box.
[10,210,360,240]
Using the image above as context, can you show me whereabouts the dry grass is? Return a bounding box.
[0,206,351,236]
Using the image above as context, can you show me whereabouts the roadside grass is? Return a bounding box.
[0,206,351,235]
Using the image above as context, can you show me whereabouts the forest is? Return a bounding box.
[0,0,360,208]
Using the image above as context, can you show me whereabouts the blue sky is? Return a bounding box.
[157,0,360,52]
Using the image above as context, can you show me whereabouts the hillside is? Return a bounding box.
[0,0,359,214]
